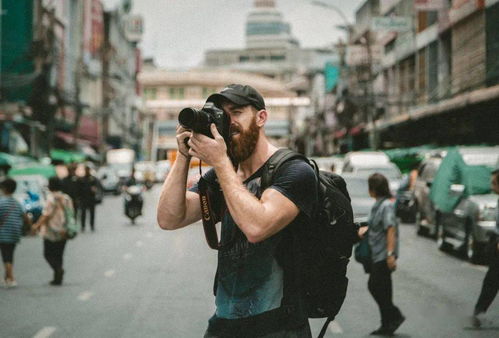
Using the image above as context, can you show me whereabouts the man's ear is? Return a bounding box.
[256,109,267,127]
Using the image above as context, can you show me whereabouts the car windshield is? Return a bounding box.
[461,152,499,167]
[344,177,369,198]
[355,167,401,179]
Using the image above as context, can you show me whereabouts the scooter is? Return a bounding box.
[124,185,143,224]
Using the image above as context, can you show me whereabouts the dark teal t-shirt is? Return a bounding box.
[190,158,317,320]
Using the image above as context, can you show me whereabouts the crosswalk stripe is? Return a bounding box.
[33,326,56,338]
[77,291,94,301]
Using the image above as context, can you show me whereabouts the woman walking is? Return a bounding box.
[0,178,29,288]
[367,173,405,335]
[32,177,73,286]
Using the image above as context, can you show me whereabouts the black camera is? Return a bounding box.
[178,102,230,140]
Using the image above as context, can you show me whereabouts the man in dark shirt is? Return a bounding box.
[472,168,499,327]
[78,165,99,232]
[62,164,79,219]
[157,84,317,337]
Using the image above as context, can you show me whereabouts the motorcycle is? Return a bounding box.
[124,185,143,224]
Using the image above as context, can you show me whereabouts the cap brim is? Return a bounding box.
[207,93,252,108]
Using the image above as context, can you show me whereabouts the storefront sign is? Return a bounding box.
[372,16,412,32]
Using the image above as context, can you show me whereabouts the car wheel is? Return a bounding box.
[437,225,449,251]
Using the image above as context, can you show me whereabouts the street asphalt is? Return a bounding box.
[1,185,498,337]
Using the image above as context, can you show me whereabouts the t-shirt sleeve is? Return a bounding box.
[267,159,317,218]
[189,168,217,194]
[382,200,397,230]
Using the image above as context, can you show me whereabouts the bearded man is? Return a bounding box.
[157,84,317,337]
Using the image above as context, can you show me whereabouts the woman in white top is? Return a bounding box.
[32,177,74,286]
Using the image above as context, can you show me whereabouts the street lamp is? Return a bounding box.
[311,0,352,31]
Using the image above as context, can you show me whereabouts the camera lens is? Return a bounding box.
[178,108,199,129]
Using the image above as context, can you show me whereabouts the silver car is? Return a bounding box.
[342,174,375,222]
[437,147,499,263]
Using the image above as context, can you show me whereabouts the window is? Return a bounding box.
[143,88,157,100]
[168,87,185,99]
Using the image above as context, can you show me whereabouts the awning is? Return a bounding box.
[369,84,499,131]
[349,124,365,136]
[334,128,347,139]
[50,149,86,164]
[9,164,56,178]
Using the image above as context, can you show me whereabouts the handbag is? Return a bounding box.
[354,234,371,273]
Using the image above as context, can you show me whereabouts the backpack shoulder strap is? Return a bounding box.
[261,149,309,190]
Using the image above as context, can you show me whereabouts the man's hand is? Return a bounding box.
[387,255,397,271]
[188,124,229,168]
[176,125,192,159]
[358,226,368,239]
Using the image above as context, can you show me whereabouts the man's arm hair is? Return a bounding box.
[213,157,300,243]
[156,155,202,230]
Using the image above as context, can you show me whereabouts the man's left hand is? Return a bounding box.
[387,255,397,271]
[188,124,229,168]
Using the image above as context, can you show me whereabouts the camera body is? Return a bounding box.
[178,102,230,141]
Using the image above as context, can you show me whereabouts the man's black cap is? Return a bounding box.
[207,84,265,110]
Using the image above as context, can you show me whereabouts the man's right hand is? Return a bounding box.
[176,125,192,159]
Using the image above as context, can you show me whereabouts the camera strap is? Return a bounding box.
[198,175,224,250]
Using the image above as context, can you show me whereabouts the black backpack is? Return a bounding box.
[261,149,358,338]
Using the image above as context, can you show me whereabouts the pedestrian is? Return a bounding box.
[367,173,405,335]
[0,178,30,288]
[157,84,317,337]
[472,168,499,327]
[78,165,99,232]
[62,163,79,219]
[32,177,73,286]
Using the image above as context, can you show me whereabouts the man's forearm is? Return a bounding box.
[157,154,191,228]
[386,226,396,254]
[214,158,271,242]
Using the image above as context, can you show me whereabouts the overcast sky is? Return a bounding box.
[130,0,363,69]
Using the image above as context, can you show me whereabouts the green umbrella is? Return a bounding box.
[50,149,86,164]
[9,164,56,179]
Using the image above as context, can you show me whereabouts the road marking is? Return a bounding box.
[145,232,153,238]
[329,320,343,334]
[104,269,116,278]
[33,327,56,338]
[123,253,133,260]
[77,291,94,301]
[136,240,144,247]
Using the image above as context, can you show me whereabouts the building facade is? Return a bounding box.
[333,0,499,151]
[138,65,308,161]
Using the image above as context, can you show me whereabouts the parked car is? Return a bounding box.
[342,174,375,222]
[414,154,444,237]
[311,156,344,175]
[435,147,499,262]
[343,162,403,194]
[342,151,390,172]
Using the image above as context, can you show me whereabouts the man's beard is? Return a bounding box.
[229,117,260,164]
